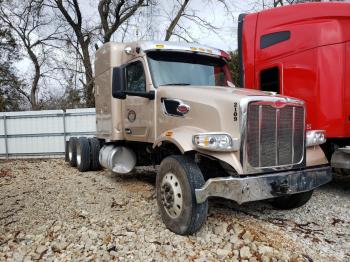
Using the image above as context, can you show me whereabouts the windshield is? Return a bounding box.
[147,51,232,87]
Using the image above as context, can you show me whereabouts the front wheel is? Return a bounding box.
[156,155,208,235]
[271,190,313,210]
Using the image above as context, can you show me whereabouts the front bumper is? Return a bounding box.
[195,166,332,204]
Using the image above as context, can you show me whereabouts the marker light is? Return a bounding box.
[124,46,133,54]
[306,130,326,147]
[192,133,239,152]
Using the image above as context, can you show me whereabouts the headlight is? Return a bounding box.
[192,133,239,151]
[306,130,326,147]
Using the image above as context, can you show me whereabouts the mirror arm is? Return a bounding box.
[124,90,155,100]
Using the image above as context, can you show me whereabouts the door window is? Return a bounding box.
[125,61,146,92]
[260,67,280,93]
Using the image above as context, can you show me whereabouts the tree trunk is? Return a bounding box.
[30,64,40,110]
[165,0,190,41]
[80,42,94,107]
[27,47,40,110]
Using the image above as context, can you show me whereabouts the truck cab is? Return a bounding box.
[238,2,350,174]
[67,40,331,235]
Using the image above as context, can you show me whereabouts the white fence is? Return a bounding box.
[0,108,96,159]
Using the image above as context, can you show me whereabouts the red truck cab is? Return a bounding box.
[238,2,350,173]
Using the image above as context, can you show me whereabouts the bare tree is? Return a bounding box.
[162,0,231,42]
[0,23,26,111]
[164,0,190,41]
[98,0,146,43]
[274,0,324,7]
[0,0,60,109]
[51,0,147,107]
[51,0,96,107]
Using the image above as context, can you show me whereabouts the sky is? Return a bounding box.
[14,0,267,98]
[79,0,262,51]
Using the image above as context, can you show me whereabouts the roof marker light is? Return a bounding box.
[124,46,133,55]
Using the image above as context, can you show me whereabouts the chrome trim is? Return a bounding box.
[258,105,262,167]
[306,130,326,147]
[292,107,295,162]
[239,96,305,174]
[99,145,136,174]
[275,108,280,166]
[195,166,331,204]
[161,98,188,118]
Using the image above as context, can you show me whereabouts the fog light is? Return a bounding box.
[306,130,326,147]
[192,133,239,151]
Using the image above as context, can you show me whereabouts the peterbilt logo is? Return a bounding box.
[271,101,288,108]
[176,103,190,114]
[255,100,288,109]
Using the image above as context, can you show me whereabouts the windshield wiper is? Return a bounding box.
[159,83,191,86]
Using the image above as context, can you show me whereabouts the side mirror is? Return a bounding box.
[112,66,126,99]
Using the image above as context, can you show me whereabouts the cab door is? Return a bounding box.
[122,59,154,142]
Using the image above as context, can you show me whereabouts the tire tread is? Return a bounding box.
[77,137,91,172]
[68,137,78,167]
[89,137,102,171]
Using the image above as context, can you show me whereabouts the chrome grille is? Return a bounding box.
[246,102,305,168]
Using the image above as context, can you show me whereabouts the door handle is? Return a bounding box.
[125,128,132,134]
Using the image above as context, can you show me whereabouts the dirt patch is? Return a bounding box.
[0,159,348,261]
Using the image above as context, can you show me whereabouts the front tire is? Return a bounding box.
[156,155,208,235]
[76,137,91,172]
[271,190,313,210]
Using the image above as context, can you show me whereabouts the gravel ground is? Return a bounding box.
[0,159,349,262]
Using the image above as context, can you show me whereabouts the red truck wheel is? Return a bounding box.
[334,168,350,176]
[271,190,313,210]
[156,155,208,235]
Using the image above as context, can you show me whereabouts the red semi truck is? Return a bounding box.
[238,2,350,174]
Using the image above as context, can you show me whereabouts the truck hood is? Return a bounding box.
[157,85,290,102]
[156,85,302,139]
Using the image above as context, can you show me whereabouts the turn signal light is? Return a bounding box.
[306,130,326,147]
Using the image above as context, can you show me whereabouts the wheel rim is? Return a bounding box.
[160,172,183,219]
[76,144,81,166]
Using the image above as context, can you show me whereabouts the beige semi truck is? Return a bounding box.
[66,41,332,235]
